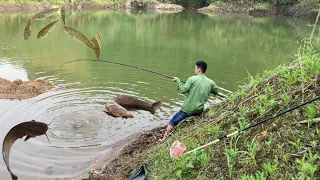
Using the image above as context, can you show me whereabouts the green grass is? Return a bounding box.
[207,3,218,9]
[256,2,271,10]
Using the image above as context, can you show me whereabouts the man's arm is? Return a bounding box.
[211,83,219,95]
[174,77,193,94]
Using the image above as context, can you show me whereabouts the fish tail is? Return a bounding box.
[151,101,162,114]
[60,8,66,26]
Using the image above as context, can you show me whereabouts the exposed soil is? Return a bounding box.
[88,126,165,180]
[0,78,53,99]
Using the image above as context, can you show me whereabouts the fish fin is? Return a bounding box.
[10,172,18,180]
[123,114,134,118]
[151,101,162,114]
[24,135,33,141]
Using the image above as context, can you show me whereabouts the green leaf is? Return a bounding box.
[175,170,182,177]
[186,162,194,168]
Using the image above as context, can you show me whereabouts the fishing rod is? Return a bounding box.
[183,95,320,156]
[60,59,232,99]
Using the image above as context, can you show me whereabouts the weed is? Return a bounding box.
[277,143,284,151]
[305,105,317,128]
[254,104,266,116]
[240,171,266,180]
[280,93,291,106]
[310,141,317,148]
[224,146,239,177]
[296,154,318,178]
[208,109,215,116]
[238,116,249,129]
[281,153,289,162]
[262,160,278,178]
[290,138,302,151]
[205,125,220,137]
[265,140,272,149]
[306,150,319,164]
[247,140,260,163]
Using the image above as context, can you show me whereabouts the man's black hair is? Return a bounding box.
[196,61,207,73]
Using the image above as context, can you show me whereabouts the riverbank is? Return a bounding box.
[88,35,320,178]
[0,78,52,99]
[198,1,319,18]
[0,0,319,19]
[0,0,183,12]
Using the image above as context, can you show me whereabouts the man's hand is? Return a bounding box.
[173,77,178,82]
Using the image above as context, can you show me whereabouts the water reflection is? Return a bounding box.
[0,63,28,81]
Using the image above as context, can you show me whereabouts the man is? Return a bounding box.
[160,61,219,143]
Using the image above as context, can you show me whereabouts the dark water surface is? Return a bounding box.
[0,10,315,179]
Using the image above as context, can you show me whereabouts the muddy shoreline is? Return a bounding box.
[0,78,52,99]
[75,126,165,180]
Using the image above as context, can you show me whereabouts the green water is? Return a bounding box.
[0,10,316,179]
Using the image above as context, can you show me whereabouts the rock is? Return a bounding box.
[127,0,159,10]
[171,0,209,9]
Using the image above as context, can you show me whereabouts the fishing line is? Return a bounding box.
[183,95,320,155]
[44,133,51,144]
[60,59,232,99]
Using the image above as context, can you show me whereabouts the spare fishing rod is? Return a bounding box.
[183,95,320,156]
[60,59,232,99]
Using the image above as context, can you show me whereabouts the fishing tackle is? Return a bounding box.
[60,59,232,99]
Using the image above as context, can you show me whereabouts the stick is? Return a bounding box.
[293,117,320,124]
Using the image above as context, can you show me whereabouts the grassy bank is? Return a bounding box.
[138,18,320,180]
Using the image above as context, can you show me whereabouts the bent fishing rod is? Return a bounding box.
[183,95,320,156]
[60,59,232,99]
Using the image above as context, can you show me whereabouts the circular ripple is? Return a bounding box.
[49,109,106,141]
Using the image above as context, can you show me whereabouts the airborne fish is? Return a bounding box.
[23,18,32,41]
[32,8,61,20]
[37,19,59,39]
[104,101,134,118]
[64,26,94,49]
[2,120,50,180]
[90,34,101,59]
[91,34,101,50]
[60,7,66,26]
[64,26,100,58]
[114,95,162,114]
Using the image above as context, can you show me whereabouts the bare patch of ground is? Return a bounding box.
[0,78,53,99]
[88,126,165,180]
